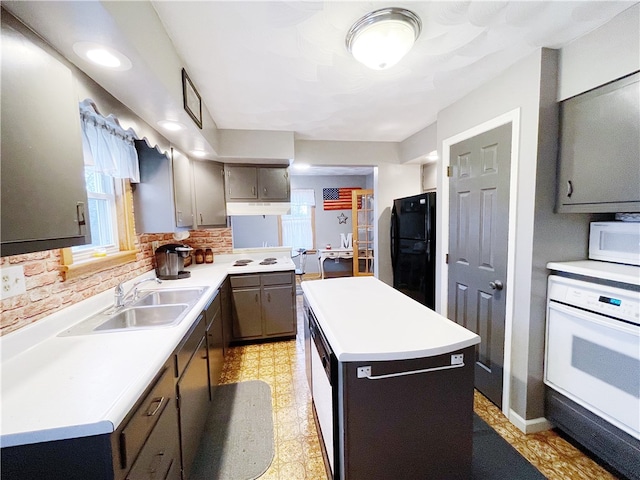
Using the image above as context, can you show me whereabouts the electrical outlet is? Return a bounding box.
[357,366,371,378]
[451,354,464,365]
[1,265,26,300]
[152,241,160,252]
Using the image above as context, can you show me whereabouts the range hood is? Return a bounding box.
[226,202,291,216]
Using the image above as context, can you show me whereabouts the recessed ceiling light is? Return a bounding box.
[72,42,132,71]
[190,150,207,158]
[158,120,185,132]
[426,150,439,161]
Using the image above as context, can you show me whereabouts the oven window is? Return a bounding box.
[572,336,640,398]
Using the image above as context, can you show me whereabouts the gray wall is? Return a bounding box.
[433,3,639,426]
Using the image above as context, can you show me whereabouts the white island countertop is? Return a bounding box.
[0,253,294,448]
[302,277,480,362]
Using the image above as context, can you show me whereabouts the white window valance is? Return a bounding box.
[79,99,140,183]
[291,189,316,207]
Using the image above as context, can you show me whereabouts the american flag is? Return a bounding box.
[322,187,361,210]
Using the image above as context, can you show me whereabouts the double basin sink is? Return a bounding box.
[60,287,208,336]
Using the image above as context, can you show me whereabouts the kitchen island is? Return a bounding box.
[302,277,480,480]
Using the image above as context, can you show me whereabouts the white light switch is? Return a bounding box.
[1,265,26,300]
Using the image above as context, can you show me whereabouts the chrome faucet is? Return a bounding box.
[114,277,162,308]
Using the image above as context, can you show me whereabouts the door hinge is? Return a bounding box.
[445,253,449,264]
[446,165,453,177]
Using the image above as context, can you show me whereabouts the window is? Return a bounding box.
[280,189,316,251]
[71,166,119,261]
[59,100,139,280]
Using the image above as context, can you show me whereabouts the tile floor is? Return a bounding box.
[219,295,621,480]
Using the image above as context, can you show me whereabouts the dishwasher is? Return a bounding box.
[309,311,337,475]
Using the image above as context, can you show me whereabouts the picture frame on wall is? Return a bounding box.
[182,68,202,129]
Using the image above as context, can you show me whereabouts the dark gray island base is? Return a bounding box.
[335,346,476,479]
[302,277,480,480]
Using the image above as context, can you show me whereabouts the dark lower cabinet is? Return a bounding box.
[126,394,180,480]
[230,272,296,342]
[175,314,210,480]
[205,292,224,396]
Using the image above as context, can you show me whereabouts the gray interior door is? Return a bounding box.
[448,123,512,408]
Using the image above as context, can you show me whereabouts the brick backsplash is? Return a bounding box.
[0,228,232,336]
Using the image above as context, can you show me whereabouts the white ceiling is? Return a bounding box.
[150,0,635,142]
[3,1,636,153]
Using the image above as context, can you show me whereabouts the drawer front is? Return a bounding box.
[175,313,206,378]
[230,274,261,288]
[262,272,293,286]
[120,366,173,470]
[126,395,179,480]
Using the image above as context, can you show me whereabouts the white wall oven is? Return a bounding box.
[545,275,640,479]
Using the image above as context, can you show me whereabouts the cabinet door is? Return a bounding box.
[205,294,224,393]
[194,160,226,226]
[172,150,193,228]
[557,73,640,213]
[176,336,210,480]
[258,167,289,201]
[226,166,258,200]
[1,16,89,256]
[231,287,262,339]
[262,285,295,337]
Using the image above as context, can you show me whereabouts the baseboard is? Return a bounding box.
[508,409,554,434]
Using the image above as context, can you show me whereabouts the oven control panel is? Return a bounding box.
[548,276,640,325]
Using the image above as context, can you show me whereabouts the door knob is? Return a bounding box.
[489,280,504,291]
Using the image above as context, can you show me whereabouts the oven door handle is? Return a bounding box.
[548,301,639,335]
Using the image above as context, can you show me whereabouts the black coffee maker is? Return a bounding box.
[154,244,193,280]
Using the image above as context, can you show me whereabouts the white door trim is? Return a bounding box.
[438,108,521,416]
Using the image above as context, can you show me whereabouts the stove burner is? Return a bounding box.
[236,259,253,264]
[260,260,277,265]
[263,257,277,261]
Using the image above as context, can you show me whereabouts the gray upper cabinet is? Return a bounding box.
[225,165,290,202]
[258,167,289,200]
[1,13,89,256]
[133,141,194,233]
[193,160,226,227]
[557,72,640,213]
[172,150,194,228]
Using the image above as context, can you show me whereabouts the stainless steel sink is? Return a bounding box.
[94,304,189,331]
[58,286,209,336]
[132,287,207,307]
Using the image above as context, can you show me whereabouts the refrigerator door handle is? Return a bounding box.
[390,211,397,269]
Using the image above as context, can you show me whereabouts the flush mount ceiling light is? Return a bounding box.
[346,7,421,70]
[73,42,132,71]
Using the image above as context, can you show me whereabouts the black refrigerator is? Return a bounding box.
[390,192,436,309]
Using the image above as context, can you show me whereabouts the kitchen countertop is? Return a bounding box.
[547,260,640,286]
[0,253,294,448]
[301,277,480,362]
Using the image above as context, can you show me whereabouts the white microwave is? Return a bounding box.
[589,222,640,266]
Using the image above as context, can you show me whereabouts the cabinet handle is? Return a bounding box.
[148,451,165,474]
[76,202,86,235]
[263,187,267,194]
[255,293,259,303]
[200,213,204,224]
[567,180,573,198]
[252,186,256,195]
[146,396,165,417]
[267,292,271,302]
